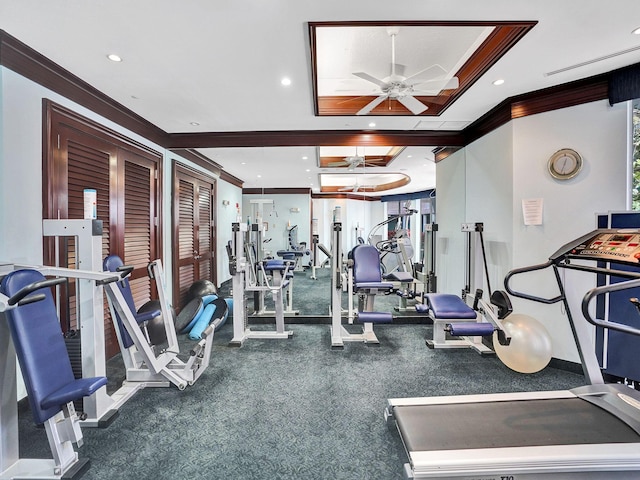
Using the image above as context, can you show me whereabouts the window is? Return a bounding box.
[632,99,640,210]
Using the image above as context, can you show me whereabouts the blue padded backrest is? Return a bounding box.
[351,245,383,284]
[103,254,137,349]
[1,269,76,424]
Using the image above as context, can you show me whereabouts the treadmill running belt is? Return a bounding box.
[394,397,640,452]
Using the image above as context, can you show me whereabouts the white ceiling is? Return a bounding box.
[2,1,640,195]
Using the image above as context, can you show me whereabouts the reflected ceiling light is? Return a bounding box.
[633,27,640,35]
[107,54,122,62]
[281,77,292,86]
[368,122,376,128]
[190,122,200,126]
[493,79,505,86]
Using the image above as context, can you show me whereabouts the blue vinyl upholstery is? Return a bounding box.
[424,293,477,319]
[351,245,394,291]
[103,254,160,348]
[1,269,107,424]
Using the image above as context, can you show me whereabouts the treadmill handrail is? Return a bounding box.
[504,261,564,304]
[582,277,640,337]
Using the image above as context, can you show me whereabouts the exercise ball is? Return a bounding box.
[184,279,218,306]
[138,300,175,346]
[493,313,553,374]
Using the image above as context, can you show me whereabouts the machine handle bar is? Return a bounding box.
[95,275,121,286]
[116,265,134,279]
[581,278,640,337]
[504,261,564,305]
[8,277,67,306]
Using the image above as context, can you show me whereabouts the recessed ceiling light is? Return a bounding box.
[493,79,505,86]
[633,27,640,35]
[305,169,310,172]
[257,174,262,178]
[368,122,376,128]
[281,77,292,86]
[302,156,308,160]
[407,155,413,158]
[190,122,200,126]
[107,54,122,62]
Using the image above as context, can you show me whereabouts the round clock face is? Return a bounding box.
[548,149,582,180]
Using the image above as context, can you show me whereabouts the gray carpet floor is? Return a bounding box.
[18,320,585,480]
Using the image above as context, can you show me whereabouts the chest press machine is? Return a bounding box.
[226,222,293,346]
[0,268,109,479]
[386,228,640,479]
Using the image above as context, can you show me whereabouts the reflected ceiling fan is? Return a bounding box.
[352,27,459,115]
[327,147,385,169]
[338,176,378,192]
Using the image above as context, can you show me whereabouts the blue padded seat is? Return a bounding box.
[351,245,394,291]
[424,293,477,319]
[104,254,161,349]
[1,269,107,424]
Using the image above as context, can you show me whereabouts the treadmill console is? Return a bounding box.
[562,229,640,265]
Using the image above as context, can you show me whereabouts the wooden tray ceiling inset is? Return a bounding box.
[319,172,410,193]
[318,146,403,168]
[309,21,536,117]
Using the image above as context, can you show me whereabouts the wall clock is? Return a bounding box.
[547,148,583,180]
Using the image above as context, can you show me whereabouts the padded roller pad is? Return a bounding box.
[424,293,477,319]
[447,322,495,337]
[357,312,393,324]
[277,250,303,258]
[354,281,394,290]
[263,259,287,271]
[384,272,414,283]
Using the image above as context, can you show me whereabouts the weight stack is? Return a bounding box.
[64,330,84,411]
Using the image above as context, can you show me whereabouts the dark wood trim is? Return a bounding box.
[309,21,537,117]
[170,148,222,176]
[219,170,244,188]
[433,146,463,163]
[166,130,465,148]
[0,30,167,146]
[311,193,380,201]
[0,29,631,173]
[243,187,312,195]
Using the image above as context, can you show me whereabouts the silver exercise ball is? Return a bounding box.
[493,313,553,374]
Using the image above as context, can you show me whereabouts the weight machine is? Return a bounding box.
[226,222,293,346]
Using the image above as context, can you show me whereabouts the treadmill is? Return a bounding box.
[385,228,640,479]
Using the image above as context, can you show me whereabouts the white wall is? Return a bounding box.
[511,100,628,362]
[216,179,243,284]
[436,99,629,363]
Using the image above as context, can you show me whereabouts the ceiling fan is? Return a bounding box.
[352,27,460,115]
[338,177,377,192]
[326,147,385,169]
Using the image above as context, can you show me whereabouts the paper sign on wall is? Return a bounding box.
[522,198,543,225]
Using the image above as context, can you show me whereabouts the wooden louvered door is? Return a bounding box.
[173,164,216,310]
[44,101,162,359]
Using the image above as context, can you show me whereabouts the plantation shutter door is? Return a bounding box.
[173,164,217,310]
[176,176,197,308]
[197,182,214,282]
[61,128,119,356]
[121,150,158,311]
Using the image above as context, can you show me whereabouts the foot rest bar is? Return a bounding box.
[357,312,393,324]
[446,322,495,337]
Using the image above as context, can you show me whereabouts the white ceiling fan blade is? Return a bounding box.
[398,95,429,115]
[411,76,459,90]
[357,95,388,115]
[404,63,448,82]
[353,72,388,88]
